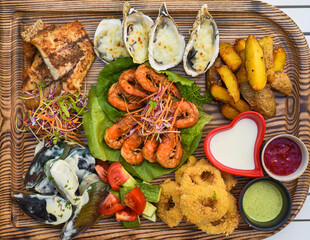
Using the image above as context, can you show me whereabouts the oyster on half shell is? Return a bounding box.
[94,19,129,64]
[148,3,185,71]
[123,2,154,64]
[183,4,219,77]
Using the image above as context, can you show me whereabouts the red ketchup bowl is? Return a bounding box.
[204,111,266,177]
[261,134,309,182]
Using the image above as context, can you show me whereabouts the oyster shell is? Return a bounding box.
[12,191,72,225]
[123,2,153,64]
[148,3,185,71]
[183,4,219,77]
[94,19,129,63]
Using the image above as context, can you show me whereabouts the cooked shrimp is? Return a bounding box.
[172,101,199,128]
[141,138,159,163]
[156,131,183,168]
[135,65,181,99]
[108,83,144,111]
[104,116,137,149]
[119,69,148,98]
[121,133,144,165]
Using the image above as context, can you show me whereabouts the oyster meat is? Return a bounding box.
[12,191,72,225]
[148,3,185,71]
[123,2,153,64]
[183,4,219,77]
[94,19,129,63]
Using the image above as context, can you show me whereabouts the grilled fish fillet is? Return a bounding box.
[25,21,95,85]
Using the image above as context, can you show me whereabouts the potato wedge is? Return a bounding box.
[206,57,222,91]
[270,71,292,96]
[211,84,232,103]
[221,104,240,120]
[211,84,251,112]
[239,49,245,69]
[219,42,242,71]
[245,35,267,91]
[216,65,240,103]
[259,36,274,83]
[274,47,286,72]
[234,39,246,52]
[240,82,276,119]
[237,68,247,84]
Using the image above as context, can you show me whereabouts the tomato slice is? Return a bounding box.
[124,186,146,215]
[108,162,130,191]
[95,160,110,183]
[115,207,138,222]
[99,192,125,215]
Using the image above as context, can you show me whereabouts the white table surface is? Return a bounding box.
[260,1,310,239]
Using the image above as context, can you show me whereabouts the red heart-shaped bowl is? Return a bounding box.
[204,111,266,177]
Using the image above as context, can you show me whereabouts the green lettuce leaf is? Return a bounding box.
[84,58,212,181]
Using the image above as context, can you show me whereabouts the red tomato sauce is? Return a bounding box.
[264,137,302,176]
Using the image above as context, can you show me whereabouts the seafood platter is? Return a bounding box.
[1,0,310,239]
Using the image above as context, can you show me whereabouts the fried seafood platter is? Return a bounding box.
[7,1,310,240]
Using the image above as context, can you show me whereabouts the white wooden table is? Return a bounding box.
[262,1,310,239]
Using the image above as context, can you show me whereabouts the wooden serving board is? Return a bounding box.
[0,0,309,239]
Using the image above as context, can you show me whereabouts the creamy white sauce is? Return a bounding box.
[192,19,215,72]
[95,19,129,62]
[210,118,257,170]
[45,196,72,225]
[152,20,183,65]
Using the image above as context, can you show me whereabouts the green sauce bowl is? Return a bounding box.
[239,177,292,231]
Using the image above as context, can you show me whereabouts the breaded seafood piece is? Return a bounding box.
[25,21,95,91]
[197,192,240,235]
[221,172,237,192]
[175,155,198,184]
[157,179,183,227]
[180,185,229,224]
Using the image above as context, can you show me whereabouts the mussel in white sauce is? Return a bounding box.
[12,191,72,225]
[183,4,219,77]
[123,2,154,64]
[94,19,129,63]
[148,2,185,70]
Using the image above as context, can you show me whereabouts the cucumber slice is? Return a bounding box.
[142,213,157,222]
[119,186,135,205]
[123,216,141,228]
[142,201,157,218]
[140,182,162,203]
[123,175,137,187]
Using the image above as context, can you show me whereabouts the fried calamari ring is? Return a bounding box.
[157,178,183,227]
[221,172,237,192]
[175,155,198,184]
[180,185,229,224]
[179,159,226,191]
[197,193,240,235]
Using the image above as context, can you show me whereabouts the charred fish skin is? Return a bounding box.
[148,2,185,71]
[123,1,154,64]
[12,191,72,225]
[61,181,110,240]
[24,141,70,190]
[64,146,95,183]
[183,4,219,77]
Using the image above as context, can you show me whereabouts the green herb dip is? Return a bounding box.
[242,181,283,222]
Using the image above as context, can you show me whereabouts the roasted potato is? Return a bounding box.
[234,39,246,52]
[245,35,267,91]
[219,42,242,71]
[274,47,286,72]
[259,36,274,83]
[240,82,276,119]
[270,71,292,96]
[211,85,251,112]
[236,68,247,84]
[239,49,246,69]
[206,57,222,91]
[216,65,240,103]
[221,104,240,120]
